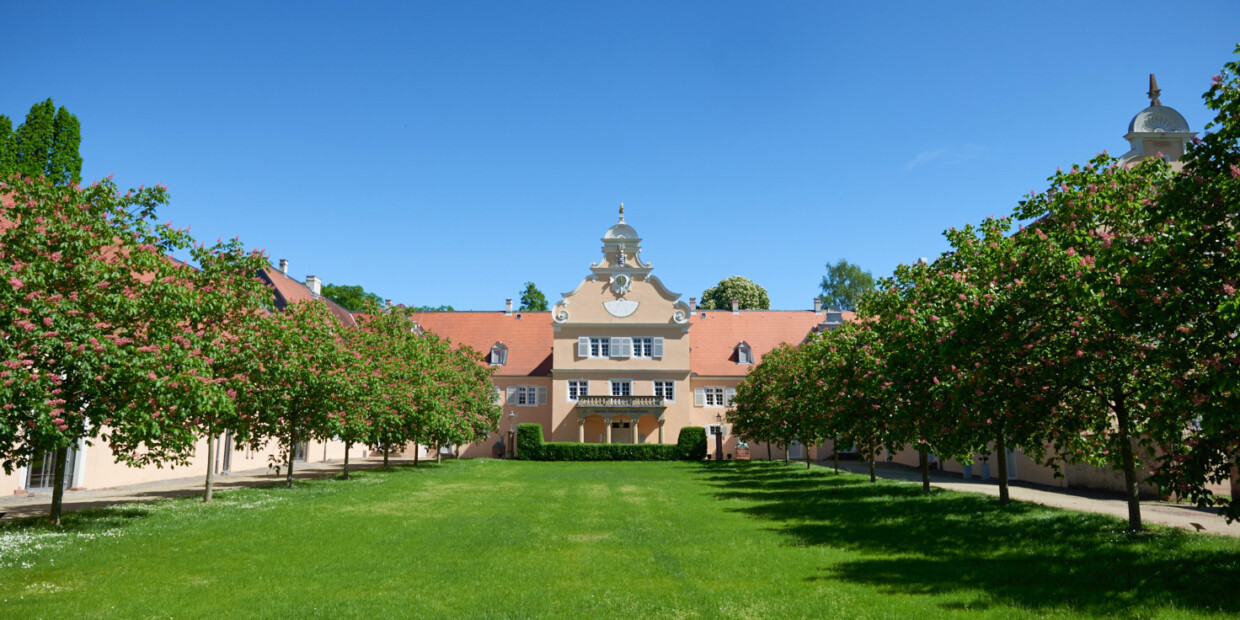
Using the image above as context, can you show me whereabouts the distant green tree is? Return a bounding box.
[410,305,454,312]
[519,282,548,311]
[819,259,875,311]
[700,276,770,310]
[321,283,384,311]
[0,99,82,184]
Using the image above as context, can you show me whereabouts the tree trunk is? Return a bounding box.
[436,444,442,464]
[766,442,772,461]
[342,440,351,480]
[995,433,1011,505]
[383,443,390,470]
[204,432,216,503]
[783,444,790,463]
[805,446,812,470]
[1114,400,1143,532]
[919,447,931,493]
[49,446,68,527]
[868,453,876,483]
[833,437,840,474]
[413,439,420,467]
[285,431,295,489]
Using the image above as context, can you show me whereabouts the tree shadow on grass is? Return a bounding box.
[696,461,1240,615]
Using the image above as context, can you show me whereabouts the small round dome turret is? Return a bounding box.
[603,203,639,240]
[1127,105,1190,134]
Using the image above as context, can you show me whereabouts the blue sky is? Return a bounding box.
[5,2,1239,310]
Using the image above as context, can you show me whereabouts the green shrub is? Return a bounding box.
[677,426,707,460]
[516,423,545,460]
[515,423,688,461]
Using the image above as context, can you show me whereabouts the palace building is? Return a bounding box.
[416,205,847,459]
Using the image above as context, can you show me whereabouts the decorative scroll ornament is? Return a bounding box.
[604,298,639,318]
[554,308,570,323]
[673,309,687,324]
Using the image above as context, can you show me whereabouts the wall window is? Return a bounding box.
[490,342,508,366]
[653,380,675,402]
[590,337,610,358]
[633,338,653,357]
[506,385,547,407]
[610,380,632,397]
[694,386,735,407]
[568,380,589,401]
[577,336,664,358]
[736,342,753,365]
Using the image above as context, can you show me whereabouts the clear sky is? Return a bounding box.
[5,2,1239,310]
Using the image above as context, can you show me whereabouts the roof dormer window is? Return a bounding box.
[490,342,508,366]
[736,342,753,365]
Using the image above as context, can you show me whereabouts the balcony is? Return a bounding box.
[576,395,666,409]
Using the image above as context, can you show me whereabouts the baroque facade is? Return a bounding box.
[417,206,846,459]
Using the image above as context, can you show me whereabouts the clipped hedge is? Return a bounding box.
[677,426,708,460]
[516,423,701,461]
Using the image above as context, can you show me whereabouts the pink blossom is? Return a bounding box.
[9,277,23,289]
[1224,284,1236,296]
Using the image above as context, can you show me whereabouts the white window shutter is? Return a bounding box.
[621,337,633,357]
[609,337,622,357]
[493,387,502,405]
[694,388,706,407]
[536,386,547,406]
[722,424,730,437]
[724,387,736,406]
[506,386,517,405]
[578,337,590,358]
[652,337,664,358]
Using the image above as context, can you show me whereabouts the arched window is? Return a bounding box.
[490,342,508,366]
[736,342,753,365]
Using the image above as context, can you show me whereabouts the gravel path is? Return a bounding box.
[822,460,1240,537]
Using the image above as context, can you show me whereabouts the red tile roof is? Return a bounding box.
[688,310,854,376]
[411,311,553,376]
[259,267,357,327]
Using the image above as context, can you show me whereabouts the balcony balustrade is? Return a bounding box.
[575,395,666,408]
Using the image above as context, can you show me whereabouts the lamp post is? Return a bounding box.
[507,411,518,458]
[714,412,724,461]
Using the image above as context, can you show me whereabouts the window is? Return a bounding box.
[490,342,508,366]
[707,424,728,437]
[610,380,632,397]
[694,386,736,407]
[633,338,653,357]
[577,336,664,358]
[736,342,753,365]
[506,385,547,407]
[590,337,610,358]
[568,380,589,401]
[653,380,675,402]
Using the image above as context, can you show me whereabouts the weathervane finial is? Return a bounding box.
[618,202,625,222]
[1148,73,1161,106]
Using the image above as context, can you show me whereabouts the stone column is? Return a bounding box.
[578,418,585,443]
[605,417,612,444]
[657,419,665,444]
[633,418,640,444]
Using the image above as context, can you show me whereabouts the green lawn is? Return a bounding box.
[2,460,1238,618]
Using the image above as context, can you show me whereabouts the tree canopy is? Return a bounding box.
[0,98,81,185]
[820,259,875,311]
[700,276,770,310]
[321,282,384,311]
[519,282,548,311]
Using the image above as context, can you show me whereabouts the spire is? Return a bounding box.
[618,202,625,223]
[1148,73,1161,106]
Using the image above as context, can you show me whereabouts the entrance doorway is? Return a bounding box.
[789,441,804,460]
[610,419,634,443]
[25,448,78,490]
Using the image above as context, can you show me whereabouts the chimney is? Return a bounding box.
[814,297,822,313]
[689,297,697,314]
[505,299,513,315]
[731,297,739,314]
[305,275,321,298]
[278,258,288,275]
